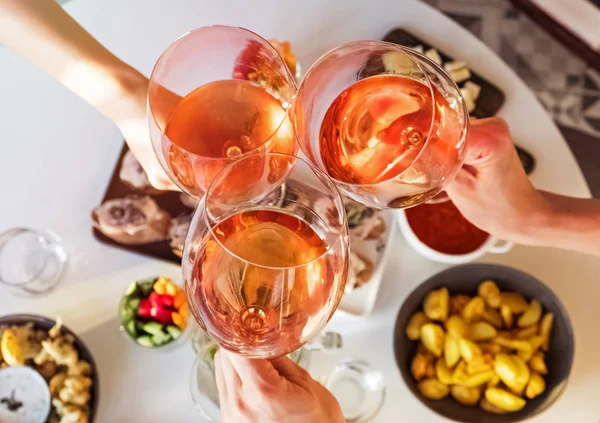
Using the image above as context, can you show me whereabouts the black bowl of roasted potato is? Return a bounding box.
[393,264,574,422]
[0,314,98,423]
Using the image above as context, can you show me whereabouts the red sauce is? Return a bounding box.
[405,200,489,255]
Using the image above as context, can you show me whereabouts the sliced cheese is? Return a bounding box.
[411,45,424,54]
[461,88,476,113]
[425,48,442,66]
[382,51,416,74]
[464,81,481,101]
[450,67,471,83]
[444,60,468,73]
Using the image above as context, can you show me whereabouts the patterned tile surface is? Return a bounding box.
[423,0,600,196]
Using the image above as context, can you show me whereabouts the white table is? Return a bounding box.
[1,0,599,421]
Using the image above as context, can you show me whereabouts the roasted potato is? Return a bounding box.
[450,295,470,315]
[485,388,526,412]
[436,358,454,385]
[480,397,508,414]
[406,312,429,340]
[451,385,481,406]
[500,292,528,314]
[411,353,431,381]
[515,324,539,340]
[494,354,519,387]
[418,378,449,400]
[478,280,501,309]
[446,315,468,339]
[517,335,544,362]
[500,304,513,329]
[493,336,533,353]
[461,371,495,388]
[517,300,542,327]
[459,339,481,363]
[421,324,445,357]
[479,342,504,354]
[494,354,529,395]
[469,322,497,342]
[467,354,492,375]
[487,373,501,388]
[540,313,554,351]
[481,308,503,329]
[525,372,546,399]
[444,336,461,368]
[461,297,485,323]
[424,288,450,322]
[529,352,548,375]
[425,360,437,379]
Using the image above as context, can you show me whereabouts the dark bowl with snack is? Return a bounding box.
[393,264,574,422]
[0,314,99,423]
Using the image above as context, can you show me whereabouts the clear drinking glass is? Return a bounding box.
[0,228,68,295]
[148,25,298,198]
[183,153,349,358]
[293,41,468,209]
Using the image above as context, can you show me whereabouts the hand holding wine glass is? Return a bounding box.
[215,350,344,423]
[447,117,600,256]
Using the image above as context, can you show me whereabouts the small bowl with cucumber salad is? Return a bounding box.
[119,276,192,350]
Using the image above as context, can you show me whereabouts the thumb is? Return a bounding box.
[270,355,311,383]
[225,352,282,387]
[463,117,513,167]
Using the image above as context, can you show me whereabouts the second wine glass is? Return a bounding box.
[293,41,468,209]
[183,153,349,358]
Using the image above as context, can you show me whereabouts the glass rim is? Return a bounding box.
[0,227,49,287]
[147,24,298,163]
[294,39,469,188]
[201,152,349,271]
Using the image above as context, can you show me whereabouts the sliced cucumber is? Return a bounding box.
[125,281,140,297]
[136,335,155,348]
[138,277,158,297]
[166,325,182,340]
[127,298,140,314]
[119,305,134,322]
[135,320,145,332]
[124,320,137,337]
[142,321,165,336]
[152,331,172,346]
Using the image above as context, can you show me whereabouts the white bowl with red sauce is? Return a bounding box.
[397,200,513,264]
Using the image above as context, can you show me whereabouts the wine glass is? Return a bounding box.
[292,41,468,209]
[148,25,298,198]
[182,153,349,358]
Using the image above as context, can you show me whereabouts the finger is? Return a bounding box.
[464,117,512,165]
[214,351,228,404]
[225,352,281,388]
[215,350,242,405]
[270,355,312,385]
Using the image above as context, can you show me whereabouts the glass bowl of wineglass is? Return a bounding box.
[292,41,469,209]
[148,25,298,198]
[182,152,349,358]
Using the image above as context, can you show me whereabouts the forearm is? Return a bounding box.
[525,192,600,256]
[0,0,144,123]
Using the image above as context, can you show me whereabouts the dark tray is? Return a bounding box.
[383,28,506,118]
[92,144,187,264]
